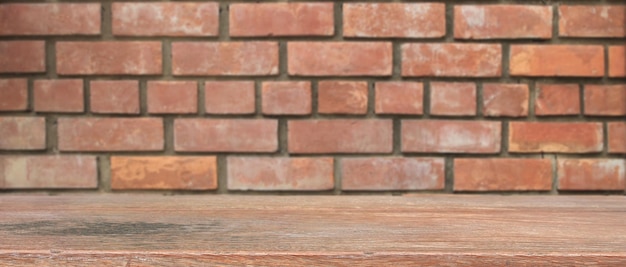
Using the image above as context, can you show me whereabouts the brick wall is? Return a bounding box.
[0,1,624,194]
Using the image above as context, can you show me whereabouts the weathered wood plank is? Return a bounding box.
[0,194,624,266]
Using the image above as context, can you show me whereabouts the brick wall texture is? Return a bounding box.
[0,1,624,194]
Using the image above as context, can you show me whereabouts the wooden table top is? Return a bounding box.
[0,194,624,266]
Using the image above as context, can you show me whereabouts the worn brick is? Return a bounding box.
[608,122,626,154]
[228,157,334,191]
[288,120,392,154]
[0,117,45,150]
[0,4,100,36]
[375,82,423,115]
[288,42,392,76]
[172,42,278,76]
[344,3,445,38]
[341,157,444,191]
[205,81,255,114]
[0,41,45,73]
[113,3,218,36]
[455,5,552,39]
[558,159,625,191]
[559,5,626,37]
[402,120,501,153]
[147,81,198,114]
[402,43,501,77]
[90,80,140,114]
[58,118,163,151]
[535,84,580,116]
[34,79,84,113]
[454,158,553,191]
[509,122,603,153]
[318,81,368,115]
[430,82,476,116]
[0,156,97,189]
[230,3,333,37]
[56,42,162,75]
[174,119,277,152]
[262,82,311,115]
[0,79,28,111]
[482,83,529,117]
[584,84,626,116]
[609,46,625,77]
[510,45,604,77]
[111,157,217,190]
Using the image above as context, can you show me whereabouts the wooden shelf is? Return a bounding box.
[1,194,624,266]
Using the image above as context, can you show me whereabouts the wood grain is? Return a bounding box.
[0,194,624,266]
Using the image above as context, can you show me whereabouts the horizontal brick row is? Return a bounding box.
[2,41,623,77]
[3,80,623,117]
[1,118,624,154]
[2,4,623,38]
[1,156,623,191]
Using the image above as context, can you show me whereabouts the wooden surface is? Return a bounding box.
[0,194,624,266]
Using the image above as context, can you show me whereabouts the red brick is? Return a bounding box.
[113,3,218,36]
[33,79,84,113]
[174,119,277,152]
[172,42,278,76]
[402,120,501,153]
[111,157,217,190]
[0,156,97,189]
[227,157,333,191]
[147,81,198,114]
[341,157,444,191]
[288,120,392,154]
[230,3,333,37]
[58,118,163,151]
[0,41,45,73]
[558,159,625,191]
[454,5,552,39]
[608,122,626,154]
[609,46,625,77]
[344,3,445,38]
[559,5,626,37]
[0,4,100,36]
[402,43,501,77]
[0,79,28,111]
[90,80,140,114]
[509,122,603,153]
[288,42,392,76]
[584,85,626,116]
[318,81,368,115]
[482,83,529,117]
[56,42,162,75]
[535,84,580,116]
[454,158,552,191]
[430,82,476,116]
[375,82,423,115]
[262,81,311,115]
[205,81,255,114]
[510,45,604,77]
[0,117,45,150]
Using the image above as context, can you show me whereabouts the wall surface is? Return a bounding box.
[0,1,624,194]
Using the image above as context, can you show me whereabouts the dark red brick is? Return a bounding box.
[318,81,368,115]
[288,120,393,154]
[455,158,553,191]
[34,79,84,113]
[58,118,164,151]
